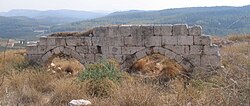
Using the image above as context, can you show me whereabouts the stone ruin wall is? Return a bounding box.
[26,24,221,71]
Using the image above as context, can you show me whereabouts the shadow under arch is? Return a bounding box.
[121,47,195,72]
[38,46,85,66]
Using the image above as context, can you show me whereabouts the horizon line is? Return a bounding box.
[0,4,249,13]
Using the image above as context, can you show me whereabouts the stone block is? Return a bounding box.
[63,47,72,56]
[109,46,122,55]
[41,51,53,63]
[108,37,124,46]
[201,55,221,67]
[81,37,92,46]
[153,47,165,54]
[145,47,154,55]
[98,54,122,62]
[161,25,173,36]
[47,37,56,46]
[164,49,177,59]
[100,37,110,46]
[39,37,47,45]
[179,59,194,71]
[93,26,108,37]
[164,45,189,55]
[154,25,173,36]
[130,36,144,46]
[79,54,86,63]
[123,54,137,65]
[189,25,202,36]
[97,37,123,46]
[153,25,161,36]
[141,25,154,36]
[204,45,220,55]
[67,46,76,51]
[66,37,82,46]
[194,35,211,45]
[135,49,149,59]
[55,37,66,46]
[102,54,115,60]
[145,36,161,47]
[118,25,131,37]
[92,37,104,46]
[101,46,109,54]
[84,54,95,64]
[26,46,37,54]
[53,46,63,54]
[173,24,188,36]
[76,46,89,54]
[130,26,144,46]
[74,38,83,46]
[174,55,184,63]
[114,55,124,63]
[95,54,104,62]
[183,54,201,66]
[177,36,193,45]
[47,46,56,52]
[122,47,145,54]
[89,46,98,54]
[124,37,134,46]
[37,45,47,54]
[108,26,119,37]
[189,45,203,54]
[70,50,83,61]
[162,36,178,45]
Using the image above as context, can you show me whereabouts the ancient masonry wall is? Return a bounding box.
[26,24,221,71]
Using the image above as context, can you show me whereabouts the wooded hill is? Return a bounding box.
[52,5,250,36]
[1,5,250,39]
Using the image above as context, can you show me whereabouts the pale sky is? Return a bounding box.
[0,0,250,12]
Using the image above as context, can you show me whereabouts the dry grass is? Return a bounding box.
[0,50,26,71]
[50,57,84,75]
[113,79,164,106]
[0,35,249,105]
[49,29,93,37]
[132,54,186,78]
[227,34,250,42]
[1,71,52,105]
[48,78,86,105]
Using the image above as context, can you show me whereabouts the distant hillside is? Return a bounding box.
[0,16,42,39]
[0,9,109,39]
[1,6,250,39]
[0,9,108,23]
[52,5,250,36]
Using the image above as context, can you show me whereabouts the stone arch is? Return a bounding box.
[38,46,85,66]
[121,47,194,72]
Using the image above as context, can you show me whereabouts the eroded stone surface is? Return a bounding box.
[26,24,221,71]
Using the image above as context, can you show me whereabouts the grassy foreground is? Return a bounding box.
[0,35,249,106]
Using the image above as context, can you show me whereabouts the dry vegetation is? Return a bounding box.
[49,29,93,37]
[49,57,84,75]
[132,54,186,78]
[227,34,250,42]
[0,35,249,106]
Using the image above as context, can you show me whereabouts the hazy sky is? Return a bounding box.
[0,0,250,12]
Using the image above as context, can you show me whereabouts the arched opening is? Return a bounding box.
[46,53,84,75]
[122,47,194,82]
[130,54,186,78]
[39,46,85,75]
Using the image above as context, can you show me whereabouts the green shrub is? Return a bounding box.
[78,61,122,97]
[78,61,122,83]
